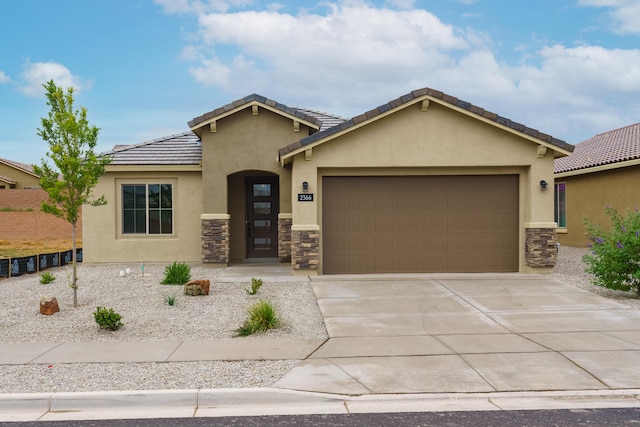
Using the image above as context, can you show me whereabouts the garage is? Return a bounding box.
[322,175,519,274]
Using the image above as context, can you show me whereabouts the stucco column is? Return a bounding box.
[201,214,230,265]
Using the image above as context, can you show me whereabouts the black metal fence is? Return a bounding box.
[0,248,82,279]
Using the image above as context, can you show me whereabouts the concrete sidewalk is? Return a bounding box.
[4,271,640,421]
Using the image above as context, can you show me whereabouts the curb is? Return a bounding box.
[3,388,640,422]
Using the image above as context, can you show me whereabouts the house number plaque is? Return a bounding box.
[298,193,314,202]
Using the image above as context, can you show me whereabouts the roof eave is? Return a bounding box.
[555,157,640,178]
[190,100,321,137]
[278,94,573,165]
[105,164,202,172]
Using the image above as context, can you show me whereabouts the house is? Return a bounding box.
[83,87,573,274]
[554,122,640,247]
[0,158,40,189]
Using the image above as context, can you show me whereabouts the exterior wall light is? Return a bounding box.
[302,181,309,192]
[540,180,548,191]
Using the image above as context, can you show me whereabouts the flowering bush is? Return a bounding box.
[583,206,640,298]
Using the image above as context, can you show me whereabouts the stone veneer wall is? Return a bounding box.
[201,218,230,263]
[525,228,558,267]
[291,229,319,270]
[278,218,292,263]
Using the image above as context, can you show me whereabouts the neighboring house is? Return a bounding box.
[554,122,640,247]
[83,87,573,274]
[0,158,40,189]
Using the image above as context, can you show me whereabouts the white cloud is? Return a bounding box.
[185,3,470,105]
[18,61,86,97]
[579,0,640,34]
[165,1,640,144]
[0,71,10,84]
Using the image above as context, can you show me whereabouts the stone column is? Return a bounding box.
[525,227,558,268]
[201,214,230,265]
[291,225,319,273]
[278,214,292,263]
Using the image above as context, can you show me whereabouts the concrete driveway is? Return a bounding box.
[274,274,640,395]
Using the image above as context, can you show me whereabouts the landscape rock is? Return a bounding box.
[39,296,60,315]
[184,279,210,296]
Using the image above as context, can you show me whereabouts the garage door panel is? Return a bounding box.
[323,175,519,273]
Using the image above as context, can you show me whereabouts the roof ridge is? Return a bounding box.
[188,94,325,130]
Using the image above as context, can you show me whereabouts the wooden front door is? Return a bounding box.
[246,176,279,258]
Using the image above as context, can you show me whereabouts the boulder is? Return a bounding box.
[184,279,210,296]
[40,296,60,315]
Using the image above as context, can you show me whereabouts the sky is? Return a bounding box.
[1,0,639,166]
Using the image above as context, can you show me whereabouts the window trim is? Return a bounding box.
[117,179,177,238]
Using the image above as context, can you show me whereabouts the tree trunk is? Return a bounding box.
[72,222,78,308]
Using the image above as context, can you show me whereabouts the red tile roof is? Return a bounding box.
[554,123,640,174]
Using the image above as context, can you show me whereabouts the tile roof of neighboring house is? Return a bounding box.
[279,87,573,158]
[0,158,39,177]
[0,176,17,184]
[554,123,640,174]
[108,131,202,166]
[188,94,346,131]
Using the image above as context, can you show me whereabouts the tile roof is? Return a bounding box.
[278,87,573,158]
[554,123,640,174]
[107,131,202,166]
[0,176,17,184]
[0,158,39,177]
[188,94,346,131]
[291,107,347,131]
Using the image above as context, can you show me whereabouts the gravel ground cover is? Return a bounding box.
[1,246,639,393]
[0,263,326,392]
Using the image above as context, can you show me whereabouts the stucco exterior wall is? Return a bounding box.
[287,101,557,273]
[82,168,203,263]
[199,107,304,260]
[0,163,40,189]
[200,107,302,214]
[556,165,640,247]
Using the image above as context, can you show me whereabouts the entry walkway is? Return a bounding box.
[5,271,640,421]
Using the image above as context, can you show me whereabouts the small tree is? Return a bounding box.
[33,80,111,308]
[583,206,640,298]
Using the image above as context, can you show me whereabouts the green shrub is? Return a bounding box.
[163,292,178,306]
[39,272,56,284]
[161,261,191,285]
[93,306,124,331]
[583,206,640,298]
[245,277,263,295]
[235,300,280,336]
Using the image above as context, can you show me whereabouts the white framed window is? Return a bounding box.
[122,184,173,234]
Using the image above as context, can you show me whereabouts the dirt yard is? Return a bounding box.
[0,239,81,258]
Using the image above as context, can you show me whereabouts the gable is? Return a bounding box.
[279,87,573,165]
[0,158,41,188]
[189,93,345,138]
[297,101,555,168]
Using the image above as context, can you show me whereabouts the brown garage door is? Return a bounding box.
[322,175,519,274]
